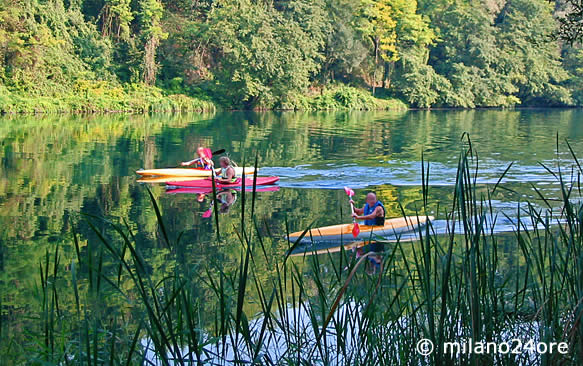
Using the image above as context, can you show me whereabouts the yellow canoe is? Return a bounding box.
[288,216,434,243]
[137,176,205,184]
[136,167,256,177]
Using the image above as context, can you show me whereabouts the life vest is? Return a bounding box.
[363,200,385,226]
[194,158,212,170]
[221,166,238,183]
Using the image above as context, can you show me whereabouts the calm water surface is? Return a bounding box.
[1,109,582,347]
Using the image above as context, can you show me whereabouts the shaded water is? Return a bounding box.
[1,109,582,359]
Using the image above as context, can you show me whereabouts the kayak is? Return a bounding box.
[166,186,280,194]
[137,176,205,184]
[288,216,434,243]
[166,176,279,188]
[136,167,256,177]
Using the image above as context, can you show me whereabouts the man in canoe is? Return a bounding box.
[216,156,238,184]
[350,192,385,226]
[181,147,214,169]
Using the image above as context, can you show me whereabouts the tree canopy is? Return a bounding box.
[1,0,582,109]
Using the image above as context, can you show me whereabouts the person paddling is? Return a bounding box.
[350,192,385,226]
[181,147,214,169]
[216,156,238,184]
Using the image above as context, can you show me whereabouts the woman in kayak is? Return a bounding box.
[350,192,385,226]
[216,156,238,184]
[181,147,214,169]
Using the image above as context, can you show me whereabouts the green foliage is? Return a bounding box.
[319,0,368,83]
[555,0,583,43]
[205,0,328,109]
[497,0,571,105]
[412,0,572,108]
[563,46,583,105]
[139,0,167,84]
[281,85,407,110]
[101,0,134,40]
[0,81,215,113]
[1,0,583,110]
[0,0,111,93]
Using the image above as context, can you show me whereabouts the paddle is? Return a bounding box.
[344,186,360,237]
[210,148,225,156]
[202,200,214,218]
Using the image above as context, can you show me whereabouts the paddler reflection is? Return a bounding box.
[217,189,237,214]
[354,241,385,275]
[199,189,237,216]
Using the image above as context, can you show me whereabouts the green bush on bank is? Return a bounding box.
[0,81,216,114]
[0,83,406,113]
[280,86,408,111]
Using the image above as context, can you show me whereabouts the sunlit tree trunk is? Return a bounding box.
[143,36,159,85]
[139,0,166,85]
[372,36,379,96]
[382,61,394,90]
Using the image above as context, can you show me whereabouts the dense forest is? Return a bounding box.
[1,0,583,111]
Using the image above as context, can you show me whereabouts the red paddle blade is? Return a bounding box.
[352,223,360,237]
[205,148,213,159]
[344,186,355,197]
[202,209,213,218]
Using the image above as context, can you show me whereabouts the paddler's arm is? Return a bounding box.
[181,159,198,166]
[349,200,364,215]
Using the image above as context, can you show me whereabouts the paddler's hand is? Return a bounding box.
[351,213,358,218]
[349,199,355,205]
[180,162,188,166]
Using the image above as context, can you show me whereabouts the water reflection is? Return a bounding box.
[0,109,582,357]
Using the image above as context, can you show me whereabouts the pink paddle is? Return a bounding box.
[202,200,214,218]
[344,186,360,237]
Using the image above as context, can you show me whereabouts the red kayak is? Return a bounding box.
[166,186,280,195]
[166,176,279,188]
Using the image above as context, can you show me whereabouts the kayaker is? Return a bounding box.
[181,147,214,169]
[216,156,238,184]
[350,193,385,225]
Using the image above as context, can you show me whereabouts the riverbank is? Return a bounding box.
[0,83,407,114]
[0,82,216,114]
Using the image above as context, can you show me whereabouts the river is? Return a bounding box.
[1,109,582,362]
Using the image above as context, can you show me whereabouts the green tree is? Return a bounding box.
[139,0,167,84]
[356,0,398,95]
[379,0,435,90]
[101,0,134,40]
[319,0,367,84]
[555,0,583,43]
[497,0,572,105]
[563,46,583,104]
[206,0,326,108]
